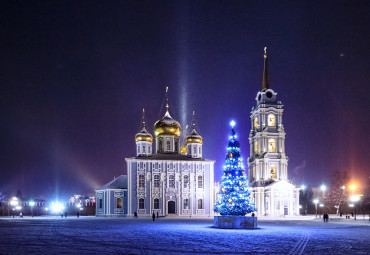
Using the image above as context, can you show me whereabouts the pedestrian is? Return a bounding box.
[323,213,326,222]
[61,213,63,218]
[64,212,67,218]
[326,213,329,222]
[19,212,23,218]
[77,211,80,218]
[152,212,155,221]
[134,211,137,218]
[157,211,159,218]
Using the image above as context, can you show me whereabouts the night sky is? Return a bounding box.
[1,1,369,199]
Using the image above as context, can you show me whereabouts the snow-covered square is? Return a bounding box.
[0,216,369,254]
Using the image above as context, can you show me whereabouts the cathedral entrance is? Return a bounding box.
[168,201,176,214]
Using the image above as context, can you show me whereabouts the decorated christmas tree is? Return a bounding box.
[214,121,256,216]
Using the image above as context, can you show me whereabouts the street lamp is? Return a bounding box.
[313,199,319,218]
[350,195,360,220]
[10,197,18,207]
[29,201,35,217]
[301,185,306,190]
[320,185,327,198]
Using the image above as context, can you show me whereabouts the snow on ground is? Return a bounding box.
[0,216,369,254]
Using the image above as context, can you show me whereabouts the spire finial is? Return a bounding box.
[165,86,169,111]
[262,47,270,91]
[141,108,146,129]
[192,110,196,128]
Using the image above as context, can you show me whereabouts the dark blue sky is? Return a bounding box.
[1,1,369,199]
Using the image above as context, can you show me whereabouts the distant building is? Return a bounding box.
[247,49,300,216]
[96,175,127,216]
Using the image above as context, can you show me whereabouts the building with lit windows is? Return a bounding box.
[96,97,215,217]
[247,48,300,216]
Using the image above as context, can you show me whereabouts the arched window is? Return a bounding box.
[187,145,191,154]
[254,117,258,128]
[138,174,145,188]
[198,199,203,209]
[116,198,122,209]
[270,165,277,179]
[166,140,171,151]
[154,174,160,188]
[183,175,189,189]
[143,145,146,153]
[154,199,159,209]
[198,176,203,189]
[193,146,197,155]
[139,198,144,209]
[268,139,276,152]
[253,166,256,179]
[169,175,175,188]
[183,199,189,209]
[268,114,276,126]
[158,138,163,152]
[254,141,258,154]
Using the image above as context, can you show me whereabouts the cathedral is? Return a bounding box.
[96,48,299,217]
[248,49,300,216]
[96,96,215,217]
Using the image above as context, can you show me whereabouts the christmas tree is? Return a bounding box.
[214,121,256,216]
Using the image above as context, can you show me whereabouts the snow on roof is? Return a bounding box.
[96,175,127,191]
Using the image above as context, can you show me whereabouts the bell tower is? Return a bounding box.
[247,48,288,184]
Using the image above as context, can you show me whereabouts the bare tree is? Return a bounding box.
[327,171,349,215]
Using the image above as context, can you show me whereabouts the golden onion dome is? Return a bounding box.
[180,144,187,155]
[153,110,181,137]
[135,127,153,143]
[186,128,203,144]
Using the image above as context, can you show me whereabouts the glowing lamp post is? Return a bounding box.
[29,201,36,217]
[313,199,319,218]
[320,184,327,198]
[350,195,360,220]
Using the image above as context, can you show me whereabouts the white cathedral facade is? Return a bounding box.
[248,49,300,216]
[96,49,299,217]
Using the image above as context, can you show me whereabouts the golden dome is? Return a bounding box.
[180,144,187,155]
[135,127,153,143]
[186,128,203,144]
[153,110,181,137]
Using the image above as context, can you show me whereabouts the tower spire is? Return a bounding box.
[262,47,270,91]
[192,110,196,129]
[141,108,146,129]
[165,86,169,111]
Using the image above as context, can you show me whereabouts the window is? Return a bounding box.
[193,146,196,155]
[154,199,159,209]
[199,147,202,155]
[174,139,178,152]
[183,175,189,188]
[137,146,140,153]
[198,176,203,189]
[270,165,277,179]
[253,166,256,179]
[254,117,258,128]
[198,199,203,209]
[154,174,160,188]
[268,114,276,126]
[138,174,145,188]
[166,140,171,151]
[254,141,258,154]
[139,198,144,209]
[188,145,191,154]
[159,138,163,152]
[169,175,175,188]
[183,199,189,209]
[268,139,276,152]
[116,198,122,209]
[143,145,146,153]
[99,199,102,208]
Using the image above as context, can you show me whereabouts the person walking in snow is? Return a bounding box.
[152,212,155,221]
